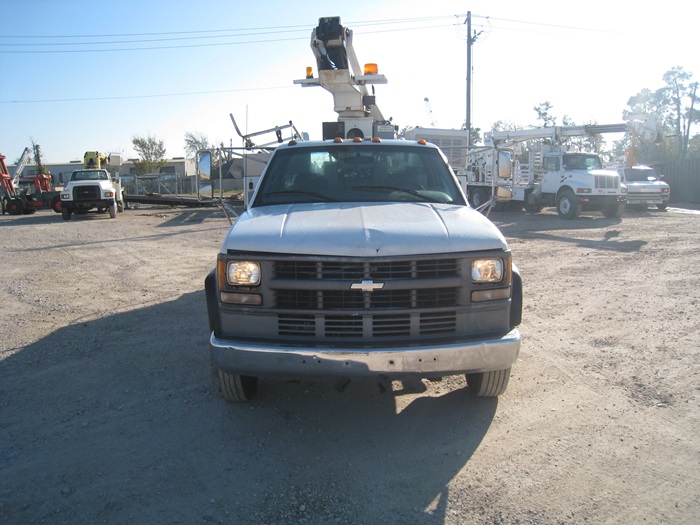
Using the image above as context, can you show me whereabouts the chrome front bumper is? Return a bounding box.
[210,329,520,379]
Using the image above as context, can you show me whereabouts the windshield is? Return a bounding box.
[626,168,658,182]
[71,170,109,181]
[562,154,603,170]
[252,144,466,207]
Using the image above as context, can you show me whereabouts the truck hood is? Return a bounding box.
[624,180,670,192]
[221,202,508,257]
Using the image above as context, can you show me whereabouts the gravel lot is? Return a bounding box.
[1,203,699,524]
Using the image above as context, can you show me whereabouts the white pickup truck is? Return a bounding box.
[613,165,670,210]
[204,138,522,402]
[60,169,124,220]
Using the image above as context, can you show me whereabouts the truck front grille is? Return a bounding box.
[595,176,619,189]
[220,252,511,343]
[73,185,100,200]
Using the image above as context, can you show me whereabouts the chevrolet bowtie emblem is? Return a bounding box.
[350,279,385,293]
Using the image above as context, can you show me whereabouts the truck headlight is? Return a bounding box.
[103,190,115,198]
[227,261,260,286]
[471,259,503,283]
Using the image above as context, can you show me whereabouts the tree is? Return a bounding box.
[533,101,556,127]
[184,131,211,158]
[29,137,47,174]
[661,66,694,156]
[131,134,166,175]
[623,67,699,161]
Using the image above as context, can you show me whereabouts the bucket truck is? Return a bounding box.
[59,151,124,220]
[459,118,663,219]
[202,17,522,403]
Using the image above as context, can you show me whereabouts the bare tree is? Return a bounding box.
[184,131,211,158]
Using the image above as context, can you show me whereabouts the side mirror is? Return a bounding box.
[494,185,512,202]
[196,150,213,199]
[197,150,211,181]
[497,150,512,179]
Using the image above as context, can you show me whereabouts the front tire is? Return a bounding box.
[51,196,62,213]
[602,201,625,218]
[108,202,117,218]
[466,368,511,397]
[469,187,489,210]
[7,198,24,215]
[215,367,258,402]
[556,189,581,219]
[61,207,72,220]
[657,203,668,211]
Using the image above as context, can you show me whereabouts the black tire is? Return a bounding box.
[51,196,62,213]
[657,203,668,211]
[216,368,258,402]
[469,187,489,209]
[108,202,117,219]
[1,196,8,215]
[524,203,543,213]
[7,198,24,216]
[602,201,625,218]
[61,207,72,220]
[556,189,581,219]
[466,367,511,397]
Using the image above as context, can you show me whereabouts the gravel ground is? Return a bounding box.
[1,203,699,524]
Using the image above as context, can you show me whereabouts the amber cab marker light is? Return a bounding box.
[364,63,378,75]
[306,66,313,79]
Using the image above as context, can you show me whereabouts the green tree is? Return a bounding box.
[131,134,166,175]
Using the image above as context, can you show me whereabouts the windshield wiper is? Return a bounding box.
[352,185,445,204]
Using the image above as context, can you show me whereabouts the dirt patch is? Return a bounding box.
[1,204,699,524]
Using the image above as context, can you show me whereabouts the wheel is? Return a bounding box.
[7,198,24,216]
[108,202,117,218]
[657,203,668,211]
[524,203,543,213]
[602,201,625,218]
[1,196,8,215]
[51,196,62,213]
[61,207,72,220]
[556,189,581,219]
[117,200,124,213]
[215,368,258,402]
[469,187,489,209]
[466,367,511,397]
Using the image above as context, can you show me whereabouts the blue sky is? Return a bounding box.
[1,0,697,163]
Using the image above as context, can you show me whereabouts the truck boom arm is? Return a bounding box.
[12,147,31,186]
[484,117,660,147]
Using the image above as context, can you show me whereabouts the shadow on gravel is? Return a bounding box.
[0,212,63,226]
[0,291,495,525]
[494,212,647,253]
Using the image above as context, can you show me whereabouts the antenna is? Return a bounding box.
[424,97,437,127]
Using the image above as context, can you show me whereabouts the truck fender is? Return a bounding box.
[204,268,221,334]
[510,264,523,327]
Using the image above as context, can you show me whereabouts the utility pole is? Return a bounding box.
[464,12,484,146]
[466,11,473,145]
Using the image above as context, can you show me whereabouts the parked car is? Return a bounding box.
[615,165,670,210]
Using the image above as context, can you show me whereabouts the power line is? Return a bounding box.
[0,85,293,104]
